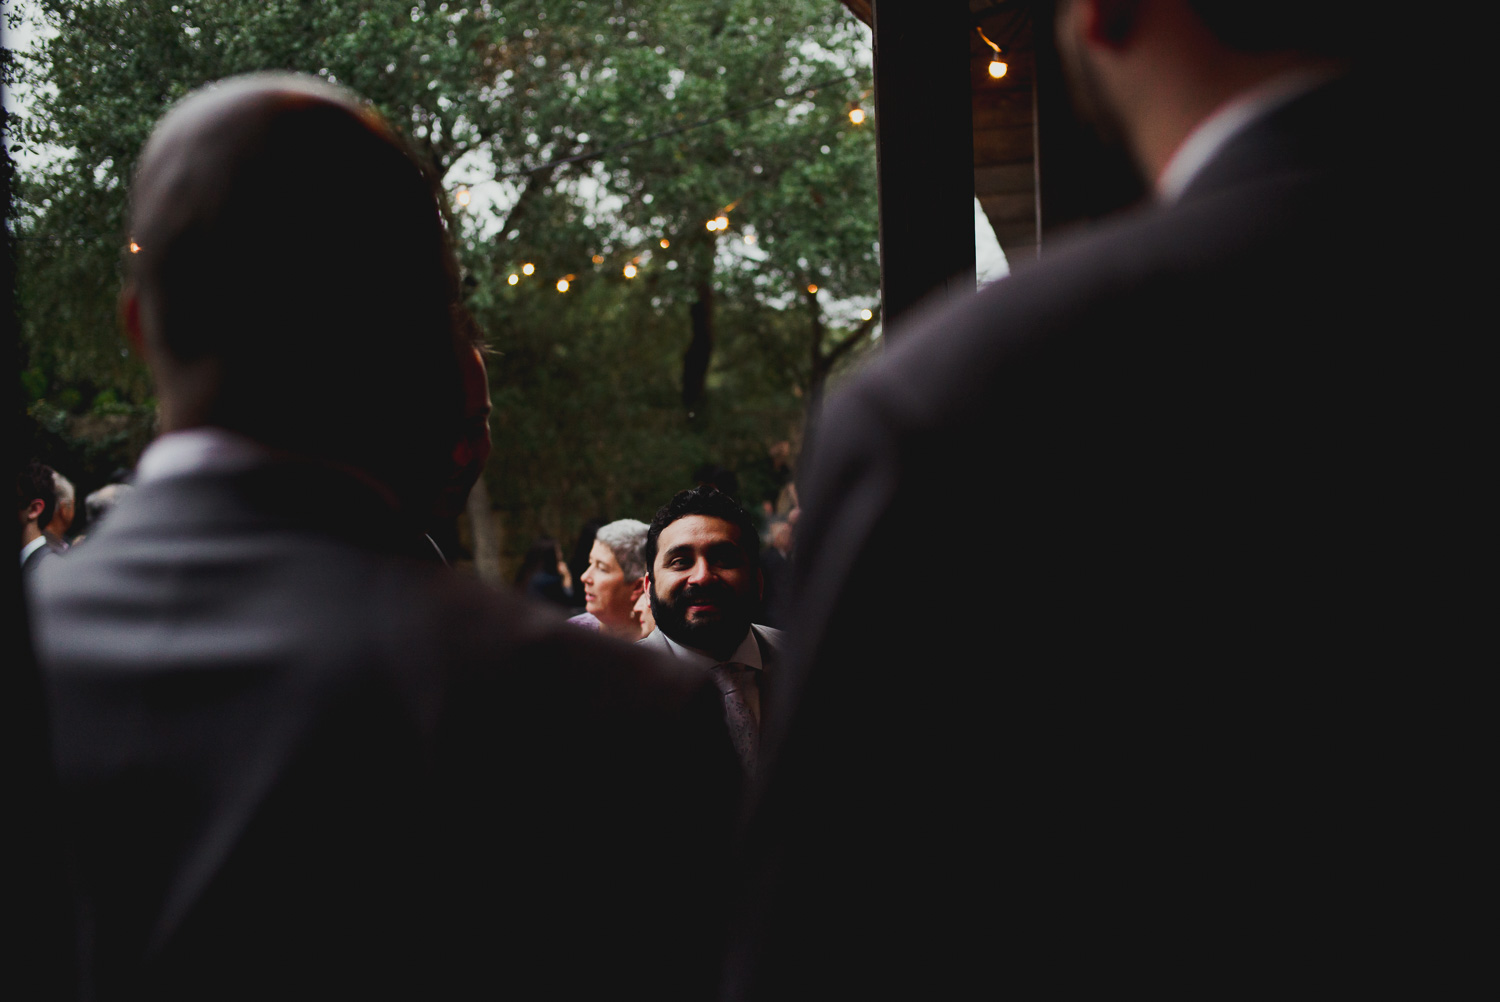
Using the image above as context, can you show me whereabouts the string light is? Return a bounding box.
[807,283,819,294]
[860,308,873,321]
[705,218,719,232]
[508,273,519,285]
[556,276,572,292]
[660,238,670,248]
[848,106,866,125]
[128,241,141,254]
[592,254,604,264]
[744,234,756,245]
[522,262,535,275]
[456,187,472,207]
[977,26,1008,79]
[623,263,638,278]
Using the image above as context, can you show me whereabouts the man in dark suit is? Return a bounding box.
[639,486,784,777]
[729,3,1478,998]
[31,74,740,1000]
[19,460,58,577]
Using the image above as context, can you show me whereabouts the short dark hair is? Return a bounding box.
[645,485,760,578]
[1185,1,1364,56]
[18,460,58,530]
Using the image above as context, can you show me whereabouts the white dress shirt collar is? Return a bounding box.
[21,534,49,566]
[1156,69,1339,204]
[134,427,274,485]
[650,626,763,671]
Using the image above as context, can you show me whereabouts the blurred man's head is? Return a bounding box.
[1053,0,1356,183]
[581,519,649,637]
[18,461,57,548]
[646,486,761,661]
[122,73,467,513]
[48,471,76,537]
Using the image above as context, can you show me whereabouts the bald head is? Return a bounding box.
[126,73,464,508]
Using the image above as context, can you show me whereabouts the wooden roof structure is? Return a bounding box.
[841,0,1142,328]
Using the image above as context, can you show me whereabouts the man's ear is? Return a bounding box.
[25,498,46,524]
[119,284,145,357]
[631,574,647,603]
[1086,0,1143,48]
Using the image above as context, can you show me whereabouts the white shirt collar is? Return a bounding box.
[134,427,274,485]
[1156,69,1339,204]
[21,534,49,566]
[649,626,763,672]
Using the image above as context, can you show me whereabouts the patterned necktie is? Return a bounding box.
[709,662,758,776]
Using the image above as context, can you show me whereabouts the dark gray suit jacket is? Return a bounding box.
[729,73,1480,999]
[32,462,742,1000]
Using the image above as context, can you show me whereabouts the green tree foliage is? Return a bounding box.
[11,0,879,561]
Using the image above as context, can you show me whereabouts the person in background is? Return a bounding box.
[757,518,793,629]
[568,518,649,640]
[19,460,58,576]
[514,537,572,608]
[45,471,76,551]
[639,486,783,777]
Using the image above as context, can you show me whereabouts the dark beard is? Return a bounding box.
[649,579,753,661]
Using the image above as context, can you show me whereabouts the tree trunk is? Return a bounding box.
[682,279,714,408]
[466,476,503,584]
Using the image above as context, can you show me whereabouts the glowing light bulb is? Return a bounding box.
[508,273,519,285]
[522,262,535,275]
[988,58,1008,79]
[860,309,873,321]
[706,219,718,232]
[556,278,569,292]
[807,284,819,294]
[848,107,865,125]
[592,254,604,264]
[456,187,472,207]
[714,215,729,230]
[623,263,638,278]
[660,238,670,248]
[129,241,141,254]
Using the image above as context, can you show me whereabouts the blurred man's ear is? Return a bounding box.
[631,575,647,603]
[119,285,145,357]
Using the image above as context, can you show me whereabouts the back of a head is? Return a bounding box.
[129,74,464,503]
[18,461,58,531]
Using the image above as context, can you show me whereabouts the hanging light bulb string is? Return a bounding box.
[444,66,869,194]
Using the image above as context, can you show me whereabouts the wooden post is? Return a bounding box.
[871,0,976,331]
